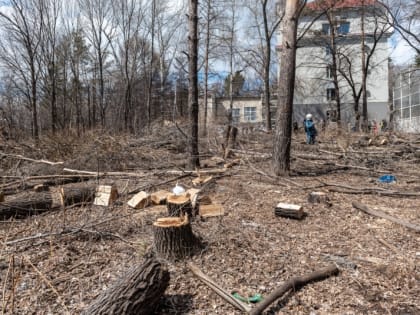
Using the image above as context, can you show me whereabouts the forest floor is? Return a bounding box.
[0,122,419,315]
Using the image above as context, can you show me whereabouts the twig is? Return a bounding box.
[23,255,70,314]
[1,256,11,314]
[188,262,252,313]
[352,201,420,233]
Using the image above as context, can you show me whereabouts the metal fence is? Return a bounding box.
[393,68,420,133]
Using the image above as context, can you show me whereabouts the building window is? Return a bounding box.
[322,23,330,35]
[232,108,240,123]
[326,65,333,78]
[327,88,336,101]
[338,22,350,34]
[244,107,256,122]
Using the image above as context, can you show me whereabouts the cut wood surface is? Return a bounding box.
[352,201,420,233]
[199,204,224,218]
[94,185,118,206]
[274,203,305,220]
[83,257,170,315]
[127,191,150,209]
[0,185,96,219]
[150,190,170,205]
[166,193,194,217]
[153,215,201,260]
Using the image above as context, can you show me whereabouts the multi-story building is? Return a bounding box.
[278,0,393,127]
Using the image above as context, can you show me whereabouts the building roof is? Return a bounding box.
[306,0,377,11]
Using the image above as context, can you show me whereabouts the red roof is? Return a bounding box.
[307,0,377,10]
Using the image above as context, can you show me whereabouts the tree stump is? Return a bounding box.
[308,192,331,206]
[153,215,201,260]
[166,193,194,217]
[83,257,170,315]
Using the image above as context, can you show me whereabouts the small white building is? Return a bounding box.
[277,0,393,125]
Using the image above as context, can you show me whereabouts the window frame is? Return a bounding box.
[244,106,257,122]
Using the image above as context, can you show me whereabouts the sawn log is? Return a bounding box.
[83,257,170,315]
[0,184,96,219]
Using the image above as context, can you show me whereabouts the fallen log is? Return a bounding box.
[352,201,420,233]
[153,215,201,260]
[83,257,170,315]
[0,184,95,219]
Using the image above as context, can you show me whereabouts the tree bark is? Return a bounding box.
[153,215,201,260]
[83,257,170,315]
[188,0,200,169]
[273,0,299,175]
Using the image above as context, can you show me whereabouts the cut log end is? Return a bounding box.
[154,216,189,228]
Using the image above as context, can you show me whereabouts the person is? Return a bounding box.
[304,113,317,144]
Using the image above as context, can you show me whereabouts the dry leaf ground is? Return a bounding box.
[0,124,419,314]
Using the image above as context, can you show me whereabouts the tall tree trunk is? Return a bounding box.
[328,13,342,129]
[262,0,272,132]
[30,59,39,140]
[188,0,200,169]
[147,0,156,131]
[273,0,299,176]
[203,0,211,136]
[361,0,368,131]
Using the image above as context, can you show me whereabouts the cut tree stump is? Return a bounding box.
[0,185,95,219]
[153,215,201,260]
[83,256,170,315]
[308,192,331,206]
[274,203,305,220]
[166,193,194,217]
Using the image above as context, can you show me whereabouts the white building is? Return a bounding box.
[278,0,393,126]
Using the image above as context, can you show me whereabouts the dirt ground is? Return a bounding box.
[0,124,419,315]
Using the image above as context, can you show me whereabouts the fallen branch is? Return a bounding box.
[352,201,420,233]
[188,262,252,313]
[329,187,420,197]
[63,168,148,177]
[249,265,339,315]
[189,262,339,315]
[0,153,64,166]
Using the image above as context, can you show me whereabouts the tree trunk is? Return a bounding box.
[188,0,200,169]
[262,0,272,132]
[273,0,299,176]
[83,257,170,315]
[153,215,201,260]
[0,184,95,219]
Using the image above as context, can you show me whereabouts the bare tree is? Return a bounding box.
[188,0,200,168]
[79,0,113,128]
[0,0,44,139]
[243,0,283,131]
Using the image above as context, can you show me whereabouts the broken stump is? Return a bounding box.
[153,215,201,260]
[150,190,170,205]
[83,257,170,315]
[308,192,331,206]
